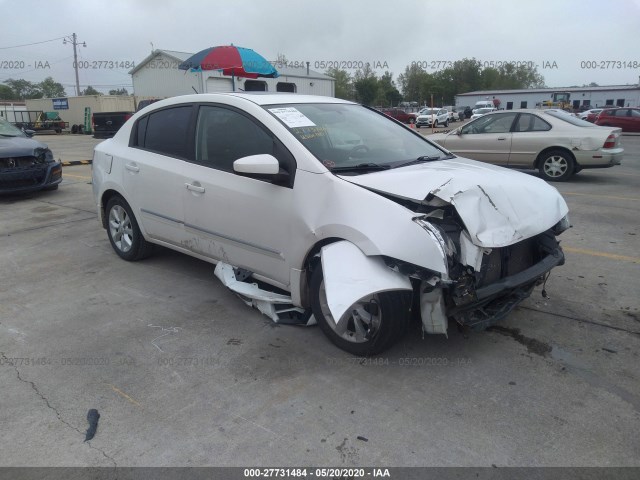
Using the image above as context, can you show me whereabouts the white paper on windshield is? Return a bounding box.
[269,107,316,128]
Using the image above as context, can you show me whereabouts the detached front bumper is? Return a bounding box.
[0,161,62,194]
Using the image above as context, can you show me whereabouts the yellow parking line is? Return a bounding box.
[562,192,640,202]
[563,246,640,264]
[63,173,91,180]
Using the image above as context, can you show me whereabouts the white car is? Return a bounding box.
[92,94,569,355]
[578,108,604,120]
[416,108,450,128]
[470,107,496,120]
[443,106,458,123]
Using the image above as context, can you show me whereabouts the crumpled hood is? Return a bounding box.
[340,157,569,248]
[0,136,49,158]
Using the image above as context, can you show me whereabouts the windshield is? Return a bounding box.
[419,109,440,115]
[0,118,25,137]
[544,110,597,127]
[266,103,447,171]
[476,108,494,114]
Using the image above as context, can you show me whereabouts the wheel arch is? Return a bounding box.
[534,146,577,169]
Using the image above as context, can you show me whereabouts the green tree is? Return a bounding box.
[0,84,15,100]
[108,88,129,95]
[39,77,66,98]
[374,71,402,106]
[397,64,432,104]
[82,86,101,96]
[325,68,354,101]
[3,79,42,100]
[353,64,379,105]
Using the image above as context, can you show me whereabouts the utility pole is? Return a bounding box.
[63,33,86,96]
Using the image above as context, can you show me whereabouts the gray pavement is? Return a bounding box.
[0,136,638,467]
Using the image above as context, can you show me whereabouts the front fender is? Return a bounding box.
[320,241,412,322]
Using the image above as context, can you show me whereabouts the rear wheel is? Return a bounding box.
[538,149,575,182]
[444,119,449,127]
[310,265,411,356]
[105,196,154,261]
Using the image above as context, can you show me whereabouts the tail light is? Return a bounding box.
[91,114,95,129]
[603,133,617,149]
[125,113,133,122]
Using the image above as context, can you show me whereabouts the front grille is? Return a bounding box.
[0,164,48,188]
[0,156,40,169]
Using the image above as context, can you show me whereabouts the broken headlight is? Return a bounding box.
[552,214,571,235]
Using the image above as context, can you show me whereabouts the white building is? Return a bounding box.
[456,84,640,110]
[130,49,335,98]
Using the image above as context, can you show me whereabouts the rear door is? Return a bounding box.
[122,105,195,246]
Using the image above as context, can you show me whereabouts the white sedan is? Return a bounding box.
[92,94,570,355]
[415,108,450,128]
[470,107,497,120]
[430,109,623,181]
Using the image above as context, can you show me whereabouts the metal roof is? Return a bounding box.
[457,85,640,96]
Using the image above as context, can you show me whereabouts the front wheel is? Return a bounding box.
[310,265,411,356]
[538,150,575,182]
[105,196,154,261]
[444,119,449,127]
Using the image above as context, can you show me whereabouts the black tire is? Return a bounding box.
[433,120,438,128]
[105,195,154,261]
[444,119,449,127]
[310,264,411,356]
[538,149,575,182]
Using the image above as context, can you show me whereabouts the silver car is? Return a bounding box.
[430,109,623,181]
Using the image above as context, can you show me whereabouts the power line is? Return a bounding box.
[0,36,67,50]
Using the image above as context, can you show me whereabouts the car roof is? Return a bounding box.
[149,92,355,107]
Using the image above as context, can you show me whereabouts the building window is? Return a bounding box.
[616,99,625,107]
[605,99,614,105]
[583,100,590,106]
[520,101,527,108]
[572,100,580,109]
[244,80,267,91]
[276,82,296,93]
[506,102,513,110]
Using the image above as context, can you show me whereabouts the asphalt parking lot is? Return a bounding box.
[1,132,639,468]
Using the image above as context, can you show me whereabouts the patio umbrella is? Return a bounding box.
[178,45,279,91]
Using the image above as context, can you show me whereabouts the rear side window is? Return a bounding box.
[135,106,193,158]
[614,109,628,117]
[516,113,551,132]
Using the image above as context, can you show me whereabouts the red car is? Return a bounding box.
[380,108,417,124]
[595,107,640,132]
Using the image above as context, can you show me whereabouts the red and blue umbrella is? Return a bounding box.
[178,45,278,91]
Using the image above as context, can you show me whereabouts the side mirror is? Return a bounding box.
[23,129,36,138]
[233,154,280,176]
[454,128,462,136]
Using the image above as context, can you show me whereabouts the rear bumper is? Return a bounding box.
[575,148,623,168]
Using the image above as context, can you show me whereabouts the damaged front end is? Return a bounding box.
[401,200,566,334]
[0,146,61,193]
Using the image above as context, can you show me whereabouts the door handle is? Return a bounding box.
[185,183,205,193]
[497,137,507,140]
[125,163,140,172]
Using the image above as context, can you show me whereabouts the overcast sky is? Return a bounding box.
[1,0,639,95]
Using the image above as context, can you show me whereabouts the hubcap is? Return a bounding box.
[543,155,568,177]
[318,280,381,343]
[108,205,133,253]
